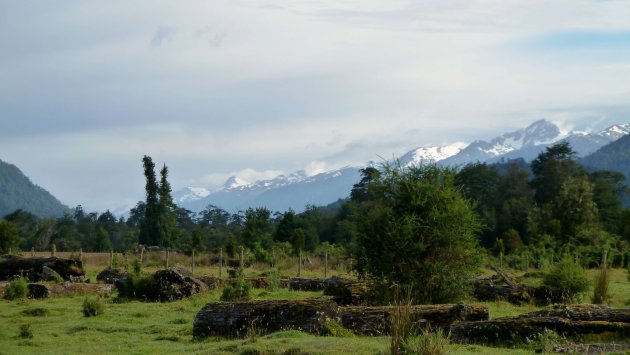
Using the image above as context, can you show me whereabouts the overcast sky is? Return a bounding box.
[2,0,630,212]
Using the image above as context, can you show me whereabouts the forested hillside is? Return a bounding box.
[0,159,68,217]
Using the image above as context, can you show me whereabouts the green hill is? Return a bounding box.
[581,134,630,178]
[0,158,68,217]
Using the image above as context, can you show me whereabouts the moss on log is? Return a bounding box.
[27,283,113,299]
[340,303,489,335]
[323,276,367,305]
[193,298,339,338]
[288,278,325,291]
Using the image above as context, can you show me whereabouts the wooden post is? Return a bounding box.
[219,248,223,278]
[271,249,275,268]
[324,250,328,278]
[239,246,244,270]
[298,249,302,277]
[51,244,56,257]
[31,247,35,257]
[79,248,83,263]
[525,252,529,271]
[602,250,608,269]
[191,249,195,275]
[499,252,503,268]
[110,250,114,268]
[140,247,144,266]
[166,250,170,268]
[8,248,11,255]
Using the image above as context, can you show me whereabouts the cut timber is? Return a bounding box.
[341,303,489,335]
[28,283,113,299]
[450,304,630,344]
[193,298,339,338]
[0,255,85,282]
[288,277,325,291]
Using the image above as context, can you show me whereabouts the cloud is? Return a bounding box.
[304,161,328,176]
[150,26,176,47]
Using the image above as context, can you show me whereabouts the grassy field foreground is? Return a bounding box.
[0,268,628,354]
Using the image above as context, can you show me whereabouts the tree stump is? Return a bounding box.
[193,298,339,338]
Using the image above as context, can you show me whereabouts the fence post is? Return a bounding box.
[298,249,302,277]
[219,248,223,278]
[79,248,83,263]
[499,252,503,268]
[166,250,170,268]
[191,249,195,275]
[140,247,144,267]
[239,246,244,270]
[110,250,114,268]
[51,244,56,257]
[31,247,35,257]
[324,250,328,278]
[525,252,529,271]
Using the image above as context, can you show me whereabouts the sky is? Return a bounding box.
[1,0,630,213]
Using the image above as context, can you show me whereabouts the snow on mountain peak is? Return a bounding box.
[174,186,211,203]
[401,142,468,166]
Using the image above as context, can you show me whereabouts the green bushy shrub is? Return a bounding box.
[543,255,590,302]
[4,278,28,300]
[82,297,104,317]
[221,270,251,301]
[116,274,152,300]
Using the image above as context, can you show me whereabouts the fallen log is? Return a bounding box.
[27,283,114,299]
[474,275,562,306]
[341,303,489,335]
[0,255,85,282]
[196,276,226,290]
[148,267,208,302]
[323,276,367,305]
[288,277,325,291]
[450,304,630,344]
[96,268,128,284]
[193,298,339,338]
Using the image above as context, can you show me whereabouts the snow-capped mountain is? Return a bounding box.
[173,187,211,203]
[175,120,630,214]
[399,142,467,166]
[441,119,562,166]
[180,167,361,213]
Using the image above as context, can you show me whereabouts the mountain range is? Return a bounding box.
[177,119,630,213]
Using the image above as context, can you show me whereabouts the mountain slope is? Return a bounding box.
[181,167,362,213]
[0,159,69,217]
[581,133,630,178]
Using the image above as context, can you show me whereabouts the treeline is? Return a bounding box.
[1,143,629,269]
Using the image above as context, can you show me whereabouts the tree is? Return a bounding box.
[242,207,272,249]
[139,156,159,246]
[589,170,626,234]
[352,164,483,304]
[93,227,112,252]
[0,220,19,254]
[156,164,177,247]
[531,142,582,206]
[554,174,598,240]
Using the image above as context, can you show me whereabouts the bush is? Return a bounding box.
[402,327,450,355]
[82,297,104,317]
[265,269,281,292]
[543,255,590,302]
[18,323,34,339]
[4,278,28,300]
[221,270,251,301]
[116,274,152,300]
[592,254,609,305]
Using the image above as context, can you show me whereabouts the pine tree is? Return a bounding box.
[139,156,159,246]
[157,164,177,247]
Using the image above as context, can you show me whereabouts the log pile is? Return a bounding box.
[473,266,562,305]
[288,277,325,291]
[340,303,489,335]
[450,304,630,344]
[27,282,114,299]
[193,298,339,338]
[0,255,85,282]
[323,276,367,305]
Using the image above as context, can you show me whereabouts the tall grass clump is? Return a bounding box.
[82,297,104,317]
[390,291,414,355]
[592,252,609,304]
[265,269,281,292]
[116,274,152,300]
[542,254,590,302]
[18,323,34,339]
[4,278,28,300]
[402,327,450,355]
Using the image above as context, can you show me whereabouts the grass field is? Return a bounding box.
[1,256,628,354]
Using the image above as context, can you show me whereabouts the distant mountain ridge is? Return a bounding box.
[0,158,69,217]
[176,119,630,214]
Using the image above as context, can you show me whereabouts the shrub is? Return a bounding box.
[4,278,28,300]
[18,323,34,339]
[221,270,251,301]
[82,297,104,317]
[320,319,354,337]
[116,274,152,300]
[265,269,280,292]
[21,308,50,317]
[543,255,590,302]
[592,254,609,305]
[525,329,568,353]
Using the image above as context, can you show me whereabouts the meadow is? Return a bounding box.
[1,252,628,354]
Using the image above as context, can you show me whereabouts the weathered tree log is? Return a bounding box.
[193,298,339,338]
[340,303,489,335]
[474,275,562,306]
[247,277,268,289]
[0,255,85,282]
[288,277,325,291]
[450,304,630,344]
[96,268,128,284]
[27,283,114,299]
[323,276,367,305]
[148,267,208,302]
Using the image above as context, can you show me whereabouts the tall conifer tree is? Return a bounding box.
[139,155,159,245]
